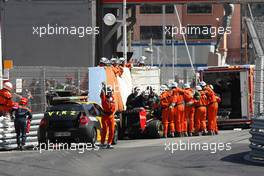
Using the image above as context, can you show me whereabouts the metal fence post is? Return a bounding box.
[254,56,264,116]
[42,67,46,112]
[8,66,88,113]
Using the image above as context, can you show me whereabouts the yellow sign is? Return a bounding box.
[4,60,13,69]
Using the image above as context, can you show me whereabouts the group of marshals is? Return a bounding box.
[160,81,221,138]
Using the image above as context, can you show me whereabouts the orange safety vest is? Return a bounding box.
[172,88,185,105]
[204,86,218,104]
[0,89,14,112]
[160,91,171,108]
[183,88,194,105]
[194,91,208,107]
[101,93,116,115]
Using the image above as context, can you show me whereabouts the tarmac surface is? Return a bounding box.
[0,129,263,176]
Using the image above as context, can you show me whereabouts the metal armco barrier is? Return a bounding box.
[246,117,264,164]
[0,114,44,150]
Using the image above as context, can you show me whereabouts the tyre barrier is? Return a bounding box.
[0,114,44,150]
[246,117,264,164]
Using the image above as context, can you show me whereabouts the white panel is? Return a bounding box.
[117,68,133,109]
[240,71,249,117]
[130,67,160,93]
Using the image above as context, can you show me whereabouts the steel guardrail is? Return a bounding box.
[0,114,44,150]
[246,117,264,164]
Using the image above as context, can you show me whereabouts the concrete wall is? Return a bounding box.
[1,0,96,67]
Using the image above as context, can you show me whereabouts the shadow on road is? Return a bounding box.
[221,151,264,167]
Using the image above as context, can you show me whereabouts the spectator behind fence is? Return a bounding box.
[21,80,33,108]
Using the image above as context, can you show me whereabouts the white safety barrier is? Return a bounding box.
[0,114,44,150]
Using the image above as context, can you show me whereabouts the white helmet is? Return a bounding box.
[195,85,202,91]
[170,82,178,88]
[160,85,168,92]
[138,60,145,65]
[199,81,206,87]
[119,57,126,63]
[3,82,13,91]
[183,83,190,89]
[140,56,147,61]
[110,58,118,64]
[145,90,150,96]
[100,57,108,64]
[160,84,168,89]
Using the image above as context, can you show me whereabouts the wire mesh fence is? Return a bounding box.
[6,63,264,117]
[8,66,88,114]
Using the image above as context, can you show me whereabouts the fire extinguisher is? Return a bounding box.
[26,119,31,133]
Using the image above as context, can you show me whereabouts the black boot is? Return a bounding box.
[188,132,193,137]
[182,132,188,137]
[16,144,21,150]
[170,132,175,138]
[207,131,214,136]
[174,132,181,137]
[20,144,26,151]
[194,132,202,136]
[202,130,207,136]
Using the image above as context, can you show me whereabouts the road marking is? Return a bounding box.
[234,128,242,131]
[0,150,38,154]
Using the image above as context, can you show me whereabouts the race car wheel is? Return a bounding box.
[112,125,118,145]
[118,123,125,140]
[38,138,48,150]
[91,127,97,146]
[86,126,97,146]
[128,128,142,139]
[147,120,164,138]
[38,130,48,150]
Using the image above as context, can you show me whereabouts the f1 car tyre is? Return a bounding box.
[38,138,48,150]
[38,129,48,150]
[118,123,125,140]
[147,120,164,138]
[128,128,142,139]
[112,125,118,145]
